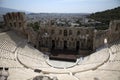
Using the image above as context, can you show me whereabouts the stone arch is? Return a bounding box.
[52,40,55,50]
[59,29,62,35]
[51,29,55,35]
[69,30,72,35]
[115,23,120,31]
[77,31,80,35]
[64,30,67,36]
[64,40,67,49]
[76,41,80,51]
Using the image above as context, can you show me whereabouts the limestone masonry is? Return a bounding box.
[3,12,120,54]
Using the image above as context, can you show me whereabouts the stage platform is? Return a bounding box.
[49,50,78,62]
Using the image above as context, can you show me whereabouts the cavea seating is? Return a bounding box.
[0,31,120,80]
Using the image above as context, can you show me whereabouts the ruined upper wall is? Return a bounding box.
[93,20,120,50]
[3,12,26,29]
[3,12,120,51]
[109,20,120,43]
[3,12,25,21]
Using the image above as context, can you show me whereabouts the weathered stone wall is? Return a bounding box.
[93,30,109,50]
[38,20,120,52]
[108,20,120,43]
[3,12,27,35]
[26,27,37,46]
[93,20,120,50]
[3,12,120,53]
[3,12,37,46]
[38,25,94,52]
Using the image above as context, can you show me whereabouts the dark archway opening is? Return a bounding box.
[64,40,67,50]
[52,40,55,50]
[76,41,80,51]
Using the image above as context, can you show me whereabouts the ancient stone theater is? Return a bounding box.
[1,12,120,80]
[3,12,120,56]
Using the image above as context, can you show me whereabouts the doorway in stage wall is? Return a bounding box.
[52,40,55,50]
[64,40,67,50]
[50,40,78,62]
[76,41,80,51]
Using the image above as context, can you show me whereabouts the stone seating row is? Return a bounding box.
[0,49,15,60]
[0,58,23,68]
[0,31,26,46]
[49,74,78,80]
[77,48,108,65]
[113,51,120,60]
[8,67,40,80]
[75,70,120,80]
[110,45,120,54]
[98,61,120,71]
[17,45,109,74]
[0,40,17,52]
[18,54,50,69]
[97,45,120,70]
[23,44,44,56]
